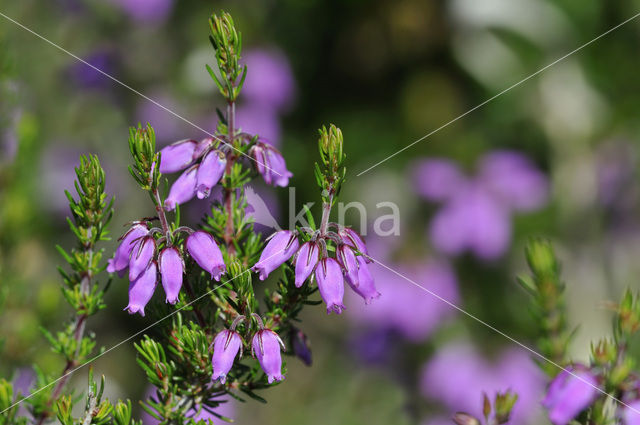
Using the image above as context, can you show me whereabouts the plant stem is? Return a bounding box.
[223,101,237,255]
[319,192,334,236]
[153,189,171,237]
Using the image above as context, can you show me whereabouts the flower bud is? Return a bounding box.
[196,150,226,199]
[252,231,299,280]
[125,261,157,316]
[542,366,598,425]
[107,224,148,277]
[290,328,312,366]
[186,231,226,281]
[158,139,197,173]
[251,329,285,384]
[315,258,345,314]
[129,236,156,282]
[211,329,243,384]
[294,242,319,288]
[159,247,184,304]
[337,245,359,287]
[164,165,198,211]
[452,413,480,425]
[348,256,380,304]
[339,228,371,262]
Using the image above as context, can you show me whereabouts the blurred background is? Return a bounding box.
[2,0,640,424]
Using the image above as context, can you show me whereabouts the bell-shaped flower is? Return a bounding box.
[348,256,381,304]
[129,236,156,282]
[107,224,148,277]
[186,231,226,281]
[251,329,285,384]
[315,257,345,314]
[193,137,214,160]
[196,150,226,199]
[339,228,371,262]
[294,242,319,287]
[252,143,293,187]
[164,165,198,211]
[211,329,243,384]
[337,244,359,287]
[159,247,184,304]
[542,366,598,425]
[252,230,299,280]
[621,400,640,425]
[158,139,197,173]
[125,261,157,316]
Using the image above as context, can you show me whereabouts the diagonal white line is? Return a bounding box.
[356,10,640,177]
[368,255,640,417]
[0,10,283,177]
[0,274,237,414]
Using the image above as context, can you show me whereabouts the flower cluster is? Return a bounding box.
[107,224,225,315]
[211,314,285,384]
[251,226,379,314]
[159,135,291,211]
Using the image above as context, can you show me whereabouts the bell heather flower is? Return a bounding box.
[542,367,598,425]
[186,231,226,281]
[164,165,198,211]
[159,247,183,304]
[211,329,243,384]
[252,230,299,280]
[294,242,319,287]
[193,137,214,159]
[125,261,157,316]
[252,329,285,384]
[338,244,359,287]
[348,256,380,304]
[252,143,292,187]
[158,139,197,173]
[196,150,226,199]
[129,236,156,281]
[621,400,640,425]
[107,224,149,277]
[315,257,345,314]
[339,228,371,262]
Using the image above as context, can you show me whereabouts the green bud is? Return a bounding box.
[591,338,616,367]
[128,124,160,191]
[617,289,640,337]
[315,124,347,203]
[525,238,557,278]
[208,12,246,101]
[494,391,519,424]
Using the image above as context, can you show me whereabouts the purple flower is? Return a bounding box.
[252,231,299,280]
[348,256,380,304]
[110,0,173,23]
[542,367,598,425]
[621,400,640,425]
[290,328,312,366]
[429,183,511,260]
[315,258,345,314]
[294,242,319,287]
[338,244,359,287]
[348,260,459,342]
[252,143,293,187]
[413,152,548,260]
[196,150,226,199]
[129,236,156,281]
[420,341,546,424]
[242,49,296,112]
[107,224,149,277]
[251,329,285,384]
[186,231,226,281]
[125,261,157,316]
[164,165,198,211]
[211,329,243,384]
[339,228,370,261]
[158,139,197,174]
[159,247,183,304]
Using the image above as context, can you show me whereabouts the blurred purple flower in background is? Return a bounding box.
[67,50,116,90]
[109,0,173,23]
[413,151,548,260]
[233,48,296,147]
[348,259,459,342]
[542,366,598,425]
[421,341,545,424]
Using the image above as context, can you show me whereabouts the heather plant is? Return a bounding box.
[0,11,379,425]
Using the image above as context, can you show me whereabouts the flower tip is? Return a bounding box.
[125,305,145,316]
[364,292,382,305]
[164,200,177,211]
[326,303,345,315]
[196,186,210,199]
[267,374,285,384]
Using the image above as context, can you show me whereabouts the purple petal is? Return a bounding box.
[196,150,226,199]
[107,224,149,276]
[315,258,345,314]
[252,329,285,384]
[159,247,183,304]
[252,231,299,280]
[186,231,226,281]
[294,242,319,287]
[164,165,198,211]
[129,236,156,282]
[125,262,157,316]
[348,257,380,304]
[158,139,197,174]
[412,158,466,202]
[211,330,243,384]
